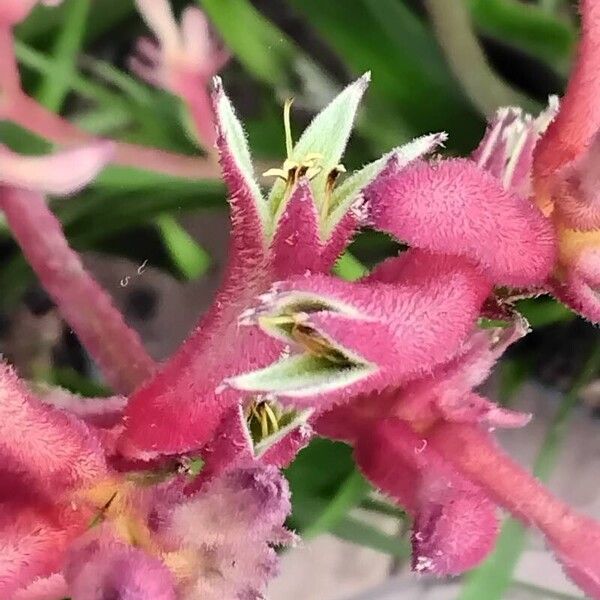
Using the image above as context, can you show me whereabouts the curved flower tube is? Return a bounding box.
[118,73,444,461]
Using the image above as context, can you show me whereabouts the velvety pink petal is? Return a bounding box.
[551,131,600,229]
[551,257,600,324]
[432,323,528,394]
[534,0,600,181]
[212,76,266,269]
[438,392,531,429]
[13,574,69,600]
[398,323,531,428]
[0,142,113,195]
[0,361,106,491]
[270,179,322,277]
[229,253,489,408]
[429,422,600,598]
[66,528,176,600]
[354,419,419,513]
[288,253,488,376]
[356,418,498,574]
[321,134,448,270]
[413,470,498,575]
[0,188,156,394]
[119,317,280,459]
[365,157,556,286]
[319,211,359,271]
[259,423,312,469]
[366,248,488,289]
[0,505,69,598]
[186,405,254,494]
[314,402,367,445]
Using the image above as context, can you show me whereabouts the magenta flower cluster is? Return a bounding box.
[0,0,600,598]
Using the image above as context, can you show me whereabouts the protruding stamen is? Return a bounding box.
[284,98,295,159]
[246,398,283,442]
[264,403,280,432]
[262,167,289,181]
[321,164,347,220]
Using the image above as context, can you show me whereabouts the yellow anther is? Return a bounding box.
[262,101,324,188]
[321,164,347,220]
[260,407,269,439]
[262,167,289,181]
[246,398,284,443]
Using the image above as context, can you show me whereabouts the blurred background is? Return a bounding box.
[0,0,598,598]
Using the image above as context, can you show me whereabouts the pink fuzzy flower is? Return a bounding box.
[131,0,229,149]
[0,362,107,597]
[118,74,418,464]
[474,96,600,322]
[0,356,293,598]
[3,0,600,596]
[470,0,600,323]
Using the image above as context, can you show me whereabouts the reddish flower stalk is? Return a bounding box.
[0,25,19,97]
[0,187,155,394]
[429,422,600,597]
[0,27,219,180]
[534,0,600,181]
[3,93,217,179]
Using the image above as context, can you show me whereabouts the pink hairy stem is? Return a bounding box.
[0,187,156,394]
[4,92,219,179]
[0,28,219,180]
[429,422,600,597]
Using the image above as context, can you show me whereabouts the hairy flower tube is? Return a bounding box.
[1,0,600,597]
[218,6,600,595]
[0,360,293,598]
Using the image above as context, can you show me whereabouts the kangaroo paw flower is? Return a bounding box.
[228,251,490,409]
